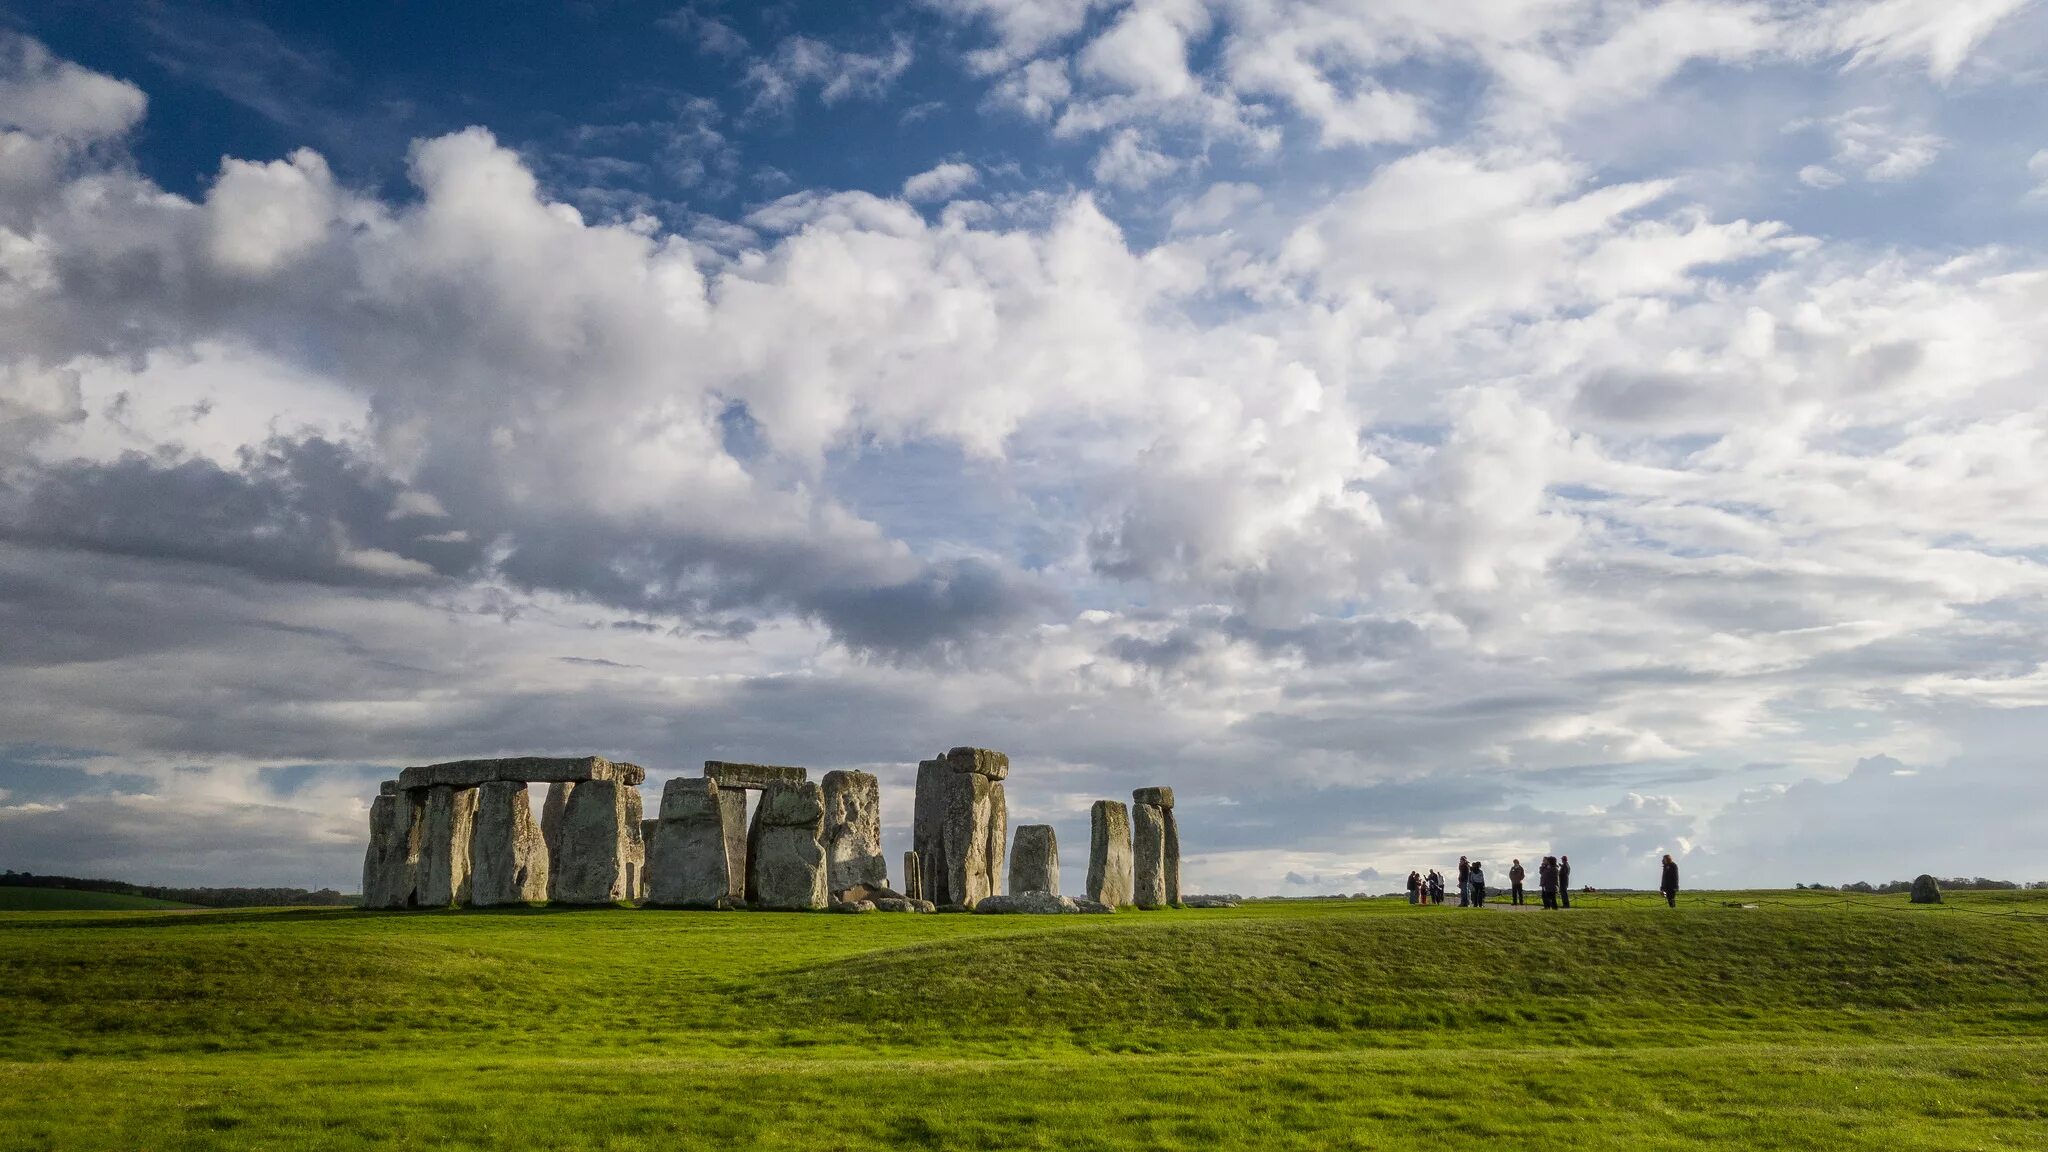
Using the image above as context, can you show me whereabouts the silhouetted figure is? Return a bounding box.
[1468,861,1486,907]
[1659,854,1679,908]
[1509,859,1526,905]
[1407,870,1421,905]
[1457,856,1471,907]
[1539,855,1558,910]
[1427,870,1444,905]
[1558,854,1572,909]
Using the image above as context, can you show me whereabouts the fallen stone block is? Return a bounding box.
[829,899,877,914]
[974,892,1080,914]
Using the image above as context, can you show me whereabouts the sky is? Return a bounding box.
[2,0,2047,897]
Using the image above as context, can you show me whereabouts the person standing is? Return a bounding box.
[1509,859,1526,905]
[1457,856,1471,907]
[1558,854,1572,909]
[1469,861,1487,907]
[1407,870,1421,905]
[1659,854,1679,908]
[1428,870,1444,905]
[1539,855,1558,910]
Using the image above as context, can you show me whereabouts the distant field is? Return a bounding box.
[0,886,197,911]
[1,889,2043,1149]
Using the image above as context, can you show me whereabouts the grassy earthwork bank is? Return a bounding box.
[2,890,2045,1149]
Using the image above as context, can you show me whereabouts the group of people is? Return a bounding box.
[1402,854,1685,908]
[1405,854,1575,908]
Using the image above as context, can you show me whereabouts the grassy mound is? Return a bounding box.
[2,892,2044,1149]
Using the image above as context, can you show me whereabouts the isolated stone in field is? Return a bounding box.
[647,777,732,908]
[1087,800,1133,908]
[1911,874,1943,904]
[1010,825,1059,896]
[822,770,887,897]
[468,781,548,906]
[974,892,1079,914]
[398,755,643,792]
[1132,801,1167,909]
[1182,895,1238,908]
[745,780,828,910]
[703,761,808,790]
[912,748,1009,907]
[416,785,480,907]
[551,778,634,904]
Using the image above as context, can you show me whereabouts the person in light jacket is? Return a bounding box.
[1468,860,1487,907]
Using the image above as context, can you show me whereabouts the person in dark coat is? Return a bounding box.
[1509,859,1526,905]
[1659,854,1679,908]
[1468,861,1486,907]
[1539,855,1558,910]
[1457,856,1471,907]
[1407,870,1422,905]
[1428,870,1444,904]
[1558,854,1572,909]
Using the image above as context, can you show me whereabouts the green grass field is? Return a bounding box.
[2,890,2044,1149]
[0,886,199,911]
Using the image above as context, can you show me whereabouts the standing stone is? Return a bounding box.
[623,786,646,901]
[746,780,828,910]
[912,747,1009,907]
[541,781,576,883]
[822,770,887,897]
[1087,800,1133,908]
[1010,825,1059,896]
[717,788,749,900]
[363,791,396,907]
[1132,801,1167,909]
[1162,807,1181,906]
[469,781,548,906]
[416,785,480,908]
[551,779,633,904]
[903,851,924,902]
[647,776,732,907]
[1911,874,1943,904]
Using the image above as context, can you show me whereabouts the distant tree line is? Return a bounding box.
[1796,878,2048,893]
[0,870,357,907]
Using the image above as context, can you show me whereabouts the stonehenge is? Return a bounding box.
[1087,800,1133,908]
[746,780,829,910]
[363,749,1190,918]
[1010,824,1059,896]
[822,770,886,898]
[1131,787,1180,909]
[912,747,1009,908]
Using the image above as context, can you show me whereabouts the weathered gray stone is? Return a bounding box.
[912,753,1007,907]
[944,746,1010,781]
[902,851,924,902]
[1182,895,1237,908]
[1132,786,1174,809]
[379,780,398,796]
[703,761,808,791]
[415,785,479,907]
[1132,802,1167,909]
[829,899,877,914]
[468,781,548,906]
[647,777,733,908]
[872,897,933,914]
[541,781,575,882]
[1162,806,1181,906]
[550,779,634,904]
[624,786,646,900]
[717,788,749,899]
[1009,825,1059,896]
[822,770,887,898]
[745,781,827,910]
[1911,874,1943,904]
[1087,800,1133,908]
[836,883,905,903]
[974,892,1080,914]
[1071,897,1115,914]
[398,755,643,792]
[362,789,418,909]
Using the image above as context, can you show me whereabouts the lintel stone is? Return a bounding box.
[398,755,643,792]
[703,761,808,790]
